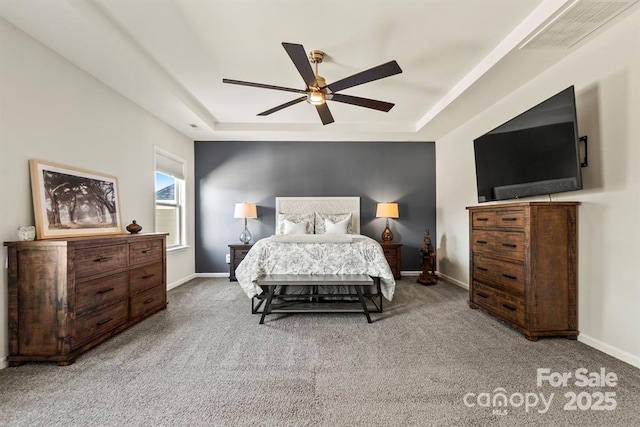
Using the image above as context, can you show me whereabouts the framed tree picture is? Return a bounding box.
[29,159,123,239]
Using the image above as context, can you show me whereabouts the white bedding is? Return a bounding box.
[270,233,354,243]
[235,234,396,300]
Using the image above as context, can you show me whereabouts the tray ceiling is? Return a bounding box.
[1,0,637,141]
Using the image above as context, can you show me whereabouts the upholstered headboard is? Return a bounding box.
[275,196,360,234]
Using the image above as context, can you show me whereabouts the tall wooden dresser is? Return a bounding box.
[4,233,167,366]
[467,202,578,341]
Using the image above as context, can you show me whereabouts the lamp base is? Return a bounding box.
[381,226,393,243]
[239,225,252,244]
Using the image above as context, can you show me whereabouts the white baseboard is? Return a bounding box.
[434,273,639,368]
[0,358,7,370]
[437,272,469,290]
[167,273,229,288]
[195,272,229,278]
[167,273,197,291]
[400,270,420,277]
[578,334,640,369]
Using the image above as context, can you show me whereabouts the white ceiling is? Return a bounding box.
[1,0,637,141]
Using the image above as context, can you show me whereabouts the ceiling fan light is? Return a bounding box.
[307,90,326,105]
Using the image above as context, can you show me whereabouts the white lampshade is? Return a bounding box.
[376,202,399,219]
[234,202,258,219]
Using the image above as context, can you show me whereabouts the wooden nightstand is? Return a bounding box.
[229,244,253,281]
[381,243,402,279]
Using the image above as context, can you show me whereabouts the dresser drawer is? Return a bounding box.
[233,248,251,262]
[75,244,128,279]
[130,239,163,266]
[130,285,165,320]
[382,248,398,261]
[472,281,498,310]
[76,271,129,315]
[75,300,128,345]
[493,291,525,327]
[473,282,525,327]
[381,244,401,279]
[130,261,163,295]
[473,255,525,297]
[496,209,525,229]
[471,230,525,261]
[471,211,496,228]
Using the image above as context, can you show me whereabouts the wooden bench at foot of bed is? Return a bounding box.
[255,274,376,324]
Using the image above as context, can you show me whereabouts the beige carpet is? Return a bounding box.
[1,277,638,426]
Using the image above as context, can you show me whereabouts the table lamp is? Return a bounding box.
[234,202,258,244]
[376,202,399,242]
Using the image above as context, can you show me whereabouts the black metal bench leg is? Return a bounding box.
[354,285,372,323]
[252,296,266,314]
[259,285,276,324]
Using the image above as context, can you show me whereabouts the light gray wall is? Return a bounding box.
[0,19,195,369]
[435,8,640,367]
[195,141,435,273]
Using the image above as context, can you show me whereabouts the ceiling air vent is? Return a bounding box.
[521,0,638,49]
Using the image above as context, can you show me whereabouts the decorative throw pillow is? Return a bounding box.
[277,213,314,234]
[314,212,353,234]
[324,217,350,235]
[283,219,309,235]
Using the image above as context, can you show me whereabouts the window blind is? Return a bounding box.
[155,148,185,180]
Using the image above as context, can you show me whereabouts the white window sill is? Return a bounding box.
[167,245,190,253]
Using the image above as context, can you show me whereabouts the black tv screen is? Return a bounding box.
[473,86,583,203]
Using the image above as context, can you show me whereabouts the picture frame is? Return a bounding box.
[29,159,123,239]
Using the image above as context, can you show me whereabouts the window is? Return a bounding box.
[155,148,186,249]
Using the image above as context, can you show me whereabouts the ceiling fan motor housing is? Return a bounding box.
[223,42,402,125]
[309,50,325,64]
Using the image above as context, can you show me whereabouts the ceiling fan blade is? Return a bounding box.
[257,97,306,116]
[282,42,317,88]
[330,93,395,112]
[223,78,307,94]
[315,103,334,125]
[326,60,402,93]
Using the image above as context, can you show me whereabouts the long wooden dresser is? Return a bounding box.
[467,202,578,341]
[4,233,167,366]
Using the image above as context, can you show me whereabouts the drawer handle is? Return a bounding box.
[502,304,517,311]
[96,317,113,326]
[97,287,115,295]
[476,240,487,244]
[501,217,518,222]
[476,217,489,221]
[141,249,151,254]
[142,273,155,279]
[240,251,249,255]
[502,274,517,280]
[143,298,155,304]
[477,267,488,271]
[502,243,517,248]
[477,292,489,299]
[94,256,113,263]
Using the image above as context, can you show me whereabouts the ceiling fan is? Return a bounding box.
[223,42,403,125]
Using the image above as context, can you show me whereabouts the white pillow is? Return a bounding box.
[314,212,353,234]
[324,217,350,235]
[277,213,314,234]
[283,219,309,235]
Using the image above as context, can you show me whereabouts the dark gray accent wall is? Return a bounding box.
[195,141,435,273]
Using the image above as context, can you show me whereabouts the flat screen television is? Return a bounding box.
[473,86,583,203]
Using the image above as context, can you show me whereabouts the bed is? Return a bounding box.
[234,196,396,314]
